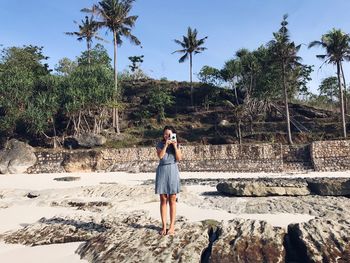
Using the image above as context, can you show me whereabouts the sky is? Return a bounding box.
[1,0,350,94]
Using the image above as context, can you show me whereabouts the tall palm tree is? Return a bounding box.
[82,0,140,134]
[65,16,104,65]
[268,14,302,145]
[172,27,208,107]
[309,28,350,138]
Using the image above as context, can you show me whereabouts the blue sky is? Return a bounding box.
[1,0,350,94]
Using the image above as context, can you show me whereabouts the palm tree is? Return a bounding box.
[268,14,302,145]
[309,28,350,138]
[82,0,140,134]
[65,16,104,65]
[172,27,208,107]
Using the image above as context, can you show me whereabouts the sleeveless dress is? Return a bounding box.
[155,141,180,194]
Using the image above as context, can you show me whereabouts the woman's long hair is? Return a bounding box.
[161,125,180,145]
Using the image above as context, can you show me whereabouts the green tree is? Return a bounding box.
[148,83,174,123]
[65,16,105,65]
[77,43,112,67]
[128,55,144,72]
[0,46,60,143]
[62,64,114,135]
[55,57,77,76]
[221,59,242,104]
[172,27,208,107]
[198,65,222,87]
[309,28,350,138]
[319,76,338,104]
[268,14,302,145]
[82,0,141,133]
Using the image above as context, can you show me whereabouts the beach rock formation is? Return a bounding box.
[307,177,350,196]
[2,215,109,246]
[61,150,100,172]
[216,178,310,196]
[288,218,350,263]
[0,139,37,174]
[209,219,286,263]
[77,212,209,263]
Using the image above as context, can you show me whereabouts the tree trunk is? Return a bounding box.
[113,30,120,134]
[232,77,239,105]
[340,63,347,115]
[87,41,91,66]
[238,120,242,144]
[190,52,193,107]
[337,62,347,138]
[282,62,293,145]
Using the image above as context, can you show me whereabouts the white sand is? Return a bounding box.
[1,170,350,190]
[0,241,87,263]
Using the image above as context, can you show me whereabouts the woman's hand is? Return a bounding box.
[165,139,172,147]
[171,140,178,149]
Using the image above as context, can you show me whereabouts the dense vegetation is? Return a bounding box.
[1,0,350,148]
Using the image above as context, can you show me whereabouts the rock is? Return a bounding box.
[53,176,81,181]
[0,139,37,174]
[307,177,350,196]
[127,165,140,173]
[26,192,40,198]
[61,151,99,173]
[76,212,209,263]
[219,120,230,127]
[63,137,79,149]
[2,215,109,246]
[74,133,107,148]
[210,219,286,263]
[288,219,350,263]
[216,178,310,197]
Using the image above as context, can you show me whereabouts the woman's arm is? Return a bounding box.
[157,140,171,159]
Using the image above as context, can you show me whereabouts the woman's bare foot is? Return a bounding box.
[159,228,167,236]
[167,226,175,236]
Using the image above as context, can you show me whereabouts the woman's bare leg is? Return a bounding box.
[168,194,177,234]
[159,194,168,235]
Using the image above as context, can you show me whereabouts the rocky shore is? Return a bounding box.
[0,172,349,262]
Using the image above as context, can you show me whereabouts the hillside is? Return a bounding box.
[103,78,346,148]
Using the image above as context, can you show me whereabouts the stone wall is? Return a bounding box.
[311,140,350,171]
[28,143,284,173]
[26,140,350,174]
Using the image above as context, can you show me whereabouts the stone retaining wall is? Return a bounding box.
[311,140,350,171]
[26,140,350,173]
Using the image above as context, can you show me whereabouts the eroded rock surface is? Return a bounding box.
[288,219,350,263]
[216,178,310,196]
[0,139,37,174]
[2,215,109,246]
[209,219,286,263]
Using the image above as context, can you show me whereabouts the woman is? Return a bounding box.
[155,125,182,236]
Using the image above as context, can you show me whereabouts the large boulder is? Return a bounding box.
[61,150,100,173]
[0,139,37,174]
[216,178,310,197]
[74,133,107,148]
[288,219,350,263]
[210,219,286,263]
[307,178,350,196]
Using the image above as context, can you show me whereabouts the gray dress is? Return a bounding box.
[155,141,180,194]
